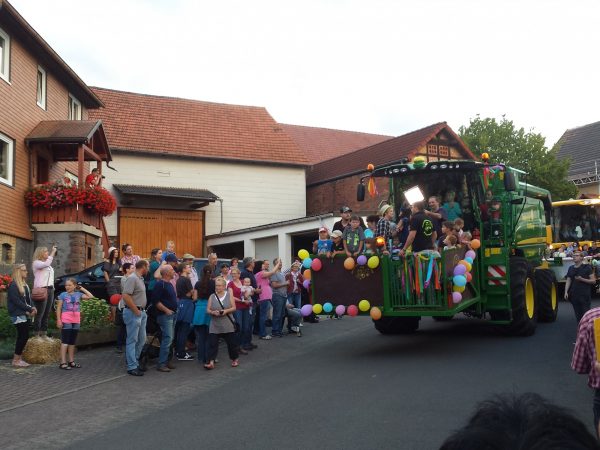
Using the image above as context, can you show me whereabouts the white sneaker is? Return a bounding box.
[177,353,194,361]
[299,323,303,327]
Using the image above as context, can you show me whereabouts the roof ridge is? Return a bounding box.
[280,122,393,137]
[564,120,600,133]
[90,86,267,110]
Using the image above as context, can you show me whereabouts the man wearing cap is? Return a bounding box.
[333,206,353,233]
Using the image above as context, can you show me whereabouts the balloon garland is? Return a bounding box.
[451,250,477,304]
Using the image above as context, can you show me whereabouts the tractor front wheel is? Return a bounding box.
[535,269,558,323]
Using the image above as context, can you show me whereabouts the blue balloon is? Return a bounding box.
[365,229,374,238]
[464,257,474,265]
[302,257,312,269]
[323,302,333,313]
[453,275,467,287]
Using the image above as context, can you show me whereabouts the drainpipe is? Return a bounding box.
[217,198,224,235]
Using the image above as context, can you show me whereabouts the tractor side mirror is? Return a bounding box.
[357,183,365,202]
[504,172,517,191]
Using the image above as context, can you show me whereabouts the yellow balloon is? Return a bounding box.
[370,307,382,320]
[298,249,309,260]
[303,269,311,280]
[367,256,380,269]
[453,285,466,293]
[358,299,371,312]
[312,303,323,314]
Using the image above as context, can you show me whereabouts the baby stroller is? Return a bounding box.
[138,303,173,371]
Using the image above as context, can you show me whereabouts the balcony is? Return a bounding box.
[31,204,102,229]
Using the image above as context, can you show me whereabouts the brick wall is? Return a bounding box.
[0,24,88,242]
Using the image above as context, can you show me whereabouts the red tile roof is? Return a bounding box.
[88,88,307,166]
[280,123,393,164]
[306,122,475,186]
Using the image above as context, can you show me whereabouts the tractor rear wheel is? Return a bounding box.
[374,316,420,334]
[505,257,537,336]
[535,269,558,323]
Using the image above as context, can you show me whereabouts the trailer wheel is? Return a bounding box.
[506,257,537,336]
[535,269,558,323]
[374,316,420,334]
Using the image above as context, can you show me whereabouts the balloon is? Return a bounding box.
[323,302,333,313]
[303,269,311,280]
[344,257,355,270]
[358,299,371,312]
[357,255,367,266]
[470,239,481,250]
[453,275,467,287]
[370,307,382,320]
[347,305,358,316]
[464,257,474,265]
[298,249,309,260]
[302,279,311,290]
[453,285,466,293]
[452,292,462,303]
[367,256,380,269]
[110,294,121,306]
[466,272,472,282]
[459,260,472,272]
[364,229,374,238]
[302,257,312,269]
[465,250,477,260]
[301,304,313,316]
[312,303,323,314]
[311,258,322,272]
[453,264,467,276]
[335,305,346,316]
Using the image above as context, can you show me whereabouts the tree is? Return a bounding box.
[459,115,577,200]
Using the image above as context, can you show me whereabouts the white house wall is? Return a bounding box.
[102,154,306,237]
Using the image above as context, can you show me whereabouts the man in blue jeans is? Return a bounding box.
[121,260,149,376]
[151,265,178,372]
[270,257,288,337]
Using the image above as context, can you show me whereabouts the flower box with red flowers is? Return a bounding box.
[24,183,117,217]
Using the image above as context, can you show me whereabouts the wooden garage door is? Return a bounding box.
[119,208,204,259]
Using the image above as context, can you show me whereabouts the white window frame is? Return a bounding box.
[37,66,47,109]
[68,94,82,120]
[0,131,15,187]
[0,26,10,83]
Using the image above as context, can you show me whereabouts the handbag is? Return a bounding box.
[215,294,240,332]
[32,267,51,302]
[192,299,211,326]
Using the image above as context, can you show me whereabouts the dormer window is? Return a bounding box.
[68,94,81,120]
[37,66,46,109]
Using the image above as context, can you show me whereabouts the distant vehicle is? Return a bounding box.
[54,257,235,301]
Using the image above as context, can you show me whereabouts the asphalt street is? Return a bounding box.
[1,299,596,450]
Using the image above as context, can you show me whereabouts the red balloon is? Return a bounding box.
[466,272,472,283]
[347,305,358,316]
[109,294,122,306]
[311,258,322,272]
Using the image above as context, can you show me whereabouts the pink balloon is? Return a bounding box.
[335,305,346,316]
[452,292,462,304]
[311,258,322,271]
[347,305,358,316]
[465,250,476,260]
[301,304,313,316]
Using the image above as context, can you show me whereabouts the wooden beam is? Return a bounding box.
[78,145,85,186]
[82,144,103,162]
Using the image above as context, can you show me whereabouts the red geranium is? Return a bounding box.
[24,183,117,216]
[0,274,12,290]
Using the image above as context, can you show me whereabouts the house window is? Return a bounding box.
[37,66,47,109]
[439,145,449,157]
[68,94,81,120]
[0,131,14,186]
[0,26,10,82]
[1,243,12,263]
[427,144,438,155]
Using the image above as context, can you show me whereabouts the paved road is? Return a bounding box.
[0,300,595,450]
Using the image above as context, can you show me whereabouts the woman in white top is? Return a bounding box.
[32,245,57,339]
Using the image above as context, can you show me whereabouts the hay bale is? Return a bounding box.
[22,337,60,364]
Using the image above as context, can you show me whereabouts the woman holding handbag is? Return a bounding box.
[8,264,37,367]
[205,276,239,369]
[32,245,57,339]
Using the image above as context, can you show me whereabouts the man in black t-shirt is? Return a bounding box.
[565,252,596,323]
[399,201,436,255]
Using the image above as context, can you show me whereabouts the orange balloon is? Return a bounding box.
[344,257,355,270]
[470,239,481,249]
[303,269,311,280]
[367,163,375,172]
[375,236,386,248]
[370,307,382,320]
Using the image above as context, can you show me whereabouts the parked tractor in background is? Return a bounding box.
[310,155,558,336]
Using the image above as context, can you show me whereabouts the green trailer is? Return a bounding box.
[310,157,558,336]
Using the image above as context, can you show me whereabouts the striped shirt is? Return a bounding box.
[572,307,600,388]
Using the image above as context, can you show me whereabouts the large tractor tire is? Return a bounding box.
[535,269,558,323]
[374,316,420,334]
[505,257,537,336]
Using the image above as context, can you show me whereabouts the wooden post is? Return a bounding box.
[78,145,85,187]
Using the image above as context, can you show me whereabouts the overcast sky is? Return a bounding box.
[10,0,600,148]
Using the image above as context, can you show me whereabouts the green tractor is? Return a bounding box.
[310,157,558,336]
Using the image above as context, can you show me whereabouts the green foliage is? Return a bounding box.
[80,298,112,330]
[0,307,16,338]
[459,116,578,201]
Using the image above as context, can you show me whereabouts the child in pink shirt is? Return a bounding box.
[56,279,92,370]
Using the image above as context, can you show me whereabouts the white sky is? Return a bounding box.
[10,0,600,148]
